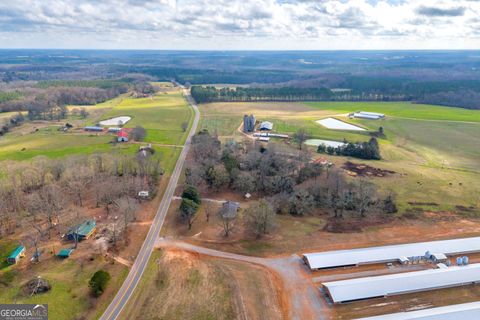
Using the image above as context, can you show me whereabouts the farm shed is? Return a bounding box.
[117,130,129,142]
[7,245,26,264]
[259,121,273,131]
[430,253,447,262]
[66,219,96,241]
[356,301,480,319]
[323,263,480,304]
[84,126,104,132]
[303,236,480,270]
[352,111,385,120]
[57,248,73,259]
[221,201,240,218]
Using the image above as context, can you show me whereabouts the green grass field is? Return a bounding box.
[305,101,480,122]
[99,92,192,145]
[0,88,192,162]
[0,256,128,320]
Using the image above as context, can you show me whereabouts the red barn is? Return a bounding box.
[117,129,129,142]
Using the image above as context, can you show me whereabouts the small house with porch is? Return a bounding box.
[7,245,26,264]
[66,219,96,241]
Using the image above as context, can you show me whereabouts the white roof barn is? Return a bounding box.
[259,121,273,131]
[323,263,480,303]
[356,301,480,320]
[303,236,480,270]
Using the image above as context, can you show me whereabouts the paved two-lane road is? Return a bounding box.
[100,87,200,320]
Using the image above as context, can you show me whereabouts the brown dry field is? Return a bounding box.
[119,248,286,320]
[201,101,338,119]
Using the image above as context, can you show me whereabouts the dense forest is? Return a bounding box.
[1,50,480,109]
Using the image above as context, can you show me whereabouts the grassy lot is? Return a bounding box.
[0,134,113,161]
[0,255,128,320]
[0,111,22,121]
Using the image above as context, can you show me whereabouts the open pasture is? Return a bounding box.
[305,101,480,123]
[99,91,192,145]
[0,87,192,162]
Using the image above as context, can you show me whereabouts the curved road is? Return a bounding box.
[100,87,200,320]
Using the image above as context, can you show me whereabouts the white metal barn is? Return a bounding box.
[303,236,480,270]
[356,301,480,320]
[323,263,480,303]
[353,111,386,120]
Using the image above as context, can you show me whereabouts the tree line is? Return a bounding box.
[191,86,333,103]
[317,138,381,160]
[191,82,480,110]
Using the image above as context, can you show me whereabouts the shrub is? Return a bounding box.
[89,270,111,297]
[182,185,201,205]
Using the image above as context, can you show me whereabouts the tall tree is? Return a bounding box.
[244,199,276,238]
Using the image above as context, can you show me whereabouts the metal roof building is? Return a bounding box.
[356,301,480,319]
[303,236,480,270]
[323,263,480,303]
[259,121,273,131]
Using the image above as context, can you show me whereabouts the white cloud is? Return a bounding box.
[0,0,479,49]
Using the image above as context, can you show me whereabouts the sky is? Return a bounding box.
[0,0,479,50]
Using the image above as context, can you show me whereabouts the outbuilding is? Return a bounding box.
[220,201,240,218]
[259,121,273,131]
[57,248,74,259]
[117,130,129,142]
[84,126,104,132]
[7,245,26,264]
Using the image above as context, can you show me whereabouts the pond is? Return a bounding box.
[305,139,346,148]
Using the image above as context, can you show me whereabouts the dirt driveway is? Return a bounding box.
[156,238,328,320]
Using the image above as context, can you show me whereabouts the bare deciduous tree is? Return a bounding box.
[244,199,276,238]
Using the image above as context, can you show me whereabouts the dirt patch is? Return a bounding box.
[408,201,439,206]
[423,211,458,222]
[455,205,478,213]
[342,161,396,177]
[322,216,393,233]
